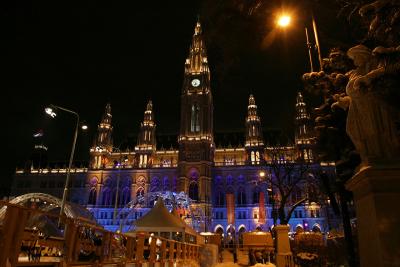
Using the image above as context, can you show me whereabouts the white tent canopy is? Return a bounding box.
[130,198,198,242]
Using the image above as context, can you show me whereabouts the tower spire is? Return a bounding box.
[245,94,264,165]
[178,20,214,231]
[135,100,156,168]
[295,91,314,161]
[96,103,113,148]
[185,20,210,75]
[90,103,113,169]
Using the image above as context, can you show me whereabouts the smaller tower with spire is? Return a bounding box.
[295,92,314,161]
[135,100,156,168]
[90,103,113,169]
[245,94,265,165]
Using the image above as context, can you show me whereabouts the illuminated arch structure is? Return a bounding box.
[0,193,95,222]
[116,191,205,232]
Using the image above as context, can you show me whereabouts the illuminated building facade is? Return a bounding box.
[12,20,338,236]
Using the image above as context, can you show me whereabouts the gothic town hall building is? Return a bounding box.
[12,21,336,236]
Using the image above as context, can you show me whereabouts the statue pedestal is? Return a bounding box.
[346,166,400,267]
[275,225,294,267]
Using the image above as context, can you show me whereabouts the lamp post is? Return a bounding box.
[113,149,125,226]
[45,104,87,226]
[276,13,323,72]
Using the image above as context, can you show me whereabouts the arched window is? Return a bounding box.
[237,187,246,205]
[88,188,97,205]
[256,151,260,164]
[253,187,260,204]
[111,188,120,206]
[139,155,143,167]
[143,154,148,167]
[150,177,161,192]
[215,226,224,235]
[216,190,224,206]
[121,187,131,205]
[189,182,199,201]
[163,177,170,192]
[251,151,255,164]
[102,188,112,206]
[190,104,200,132]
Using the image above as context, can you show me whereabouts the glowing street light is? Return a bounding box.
[277,15,291,28]
[44,104,87,226]
[45,107,57,118]
[274,11,323,72]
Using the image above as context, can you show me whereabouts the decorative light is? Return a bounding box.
[277,15,291,28]
[45,107,57,118]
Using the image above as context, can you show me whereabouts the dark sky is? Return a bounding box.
[1,1,358,195]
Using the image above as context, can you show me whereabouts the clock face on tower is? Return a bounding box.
[191,79,200,87]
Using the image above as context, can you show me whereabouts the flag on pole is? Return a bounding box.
[259,191,266,224]
[226,193,235,225]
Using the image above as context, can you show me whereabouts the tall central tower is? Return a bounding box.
[178,20,214,231]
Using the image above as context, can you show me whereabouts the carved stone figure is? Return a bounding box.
[345,44,400,166]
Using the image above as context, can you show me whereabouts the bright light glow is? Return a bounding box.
[259,171,266,178]
[45,107,57,118]
[277,15,291,27]
[81,124,88,130]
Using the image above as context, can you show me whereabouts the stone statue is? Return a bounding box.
[344,44,400,166]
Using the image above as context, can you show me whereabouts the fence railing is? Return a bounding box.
[0,201,200,267]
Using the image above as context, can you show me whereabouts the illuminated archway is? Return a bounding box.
[295,224,304,233]
[214,224,224,234]
[312,223,321,232]
[0,193,92,220]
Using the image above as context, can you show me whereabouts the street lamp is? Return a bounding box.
[276,14,291,28]
[112,146,129,227]
[44,104,87,225]
[275,11,323,72]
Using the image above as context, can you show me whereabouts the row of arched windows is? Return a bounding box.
[215,187,264,206]
[88,187,131,206]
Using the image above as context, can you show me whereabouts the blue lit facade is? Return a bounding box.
[12,21,338,237]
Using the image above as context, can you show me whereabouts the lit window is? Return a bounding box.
[251,151,255,164]
[191,104,200,132]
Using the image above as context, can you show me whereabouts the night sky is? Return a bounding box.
[2,1,359,196]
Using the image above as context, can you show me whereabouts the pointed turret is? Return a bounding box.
[135,100,156,168]
[295,92,314,161]
[178,19,214,231]
[245,94,264,165]
[90,103,113,169]
[184,20,210,76]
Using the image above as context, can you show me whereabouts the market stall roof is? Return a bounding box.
[132,198,197,235]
